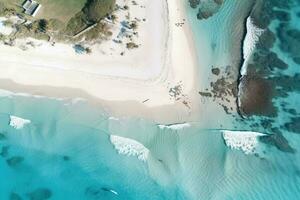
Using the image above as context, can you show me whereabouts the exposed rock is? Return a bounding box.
[188,0,200,9]
[197,9,214,20]
[211,67,220,76]
[195,0,223,20]
[199,91,212,97]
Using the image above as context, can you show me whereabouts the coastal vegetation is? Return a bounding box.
[0,0,116,43]
[83,0,116,23]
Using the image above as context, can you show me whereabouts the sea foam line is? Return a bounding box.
[158,123,190,130]
[241,16,264,75]
[9,115,31,129]
[222,130,265,155]
[110,135,149,162]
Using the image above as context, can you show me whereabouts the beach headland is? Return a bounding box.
[0,0,200,124]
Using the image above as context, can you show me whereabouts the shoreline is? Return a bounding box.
[0,0,200,124]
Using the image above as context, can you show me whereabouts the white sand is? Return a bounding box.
[0,0,199,123]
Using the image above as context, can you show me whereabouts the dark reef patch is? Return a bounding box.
[250,1,273,29]
[0,132,6,140]
[239,75,276,117]
[10,192,22,200]
[62,155,70,161]
[277,24,300,61]
[85,186,117,198]
[250,0,293,29]
[251,51,288,72]
[256,29,276,50]
[0,145,9,157]
[271,73,300,97]
[197,8,214,20]
[260,118,275,130]
[259,131,295,153]
[293,56,300,64]
[284,117,300,133]
[211,67,220,76]
[199,67,238,115]
[27,188,52,200]
[85,186,102,198]
[188,0,200,9]
[199,91,212,97]
[211,77,237,99]
[238,0,299,120]
[213,0,223,5]
[188,0,224,20]
[273,10,291,22]
[6,156,24,167]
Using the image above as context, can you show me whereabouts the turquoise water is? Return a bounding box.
[0,95,186,200]
[1,0,300,199]
[1,93,300,200]
[185,0,300,199]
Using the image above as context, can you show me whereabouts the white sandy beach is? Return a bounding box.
[0,0,199,123]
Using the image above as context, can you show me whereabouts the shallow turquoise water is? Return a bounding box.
[1,0,300,199]
[0,92,300,199]
[0,95,187,200]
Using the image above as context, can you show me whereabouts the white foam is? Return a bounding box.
[109,189,118,195]
[9,115,31,129]
[241,17,264,75]
[110,135,149,162]
[222,130,265,154]
[108,116,119,121]
[158,123,190,130]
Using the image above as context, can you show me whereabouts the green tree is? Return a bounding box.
[38,19,48,33]
[84,0,116,23]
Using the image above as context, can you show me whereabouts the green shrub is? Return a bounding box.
[83,0,116,22]
[64,11,88,35]
[47,19,65,32]
[126,42,138,49]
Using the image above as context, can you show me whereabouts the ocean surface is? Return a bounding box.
[1,0,300,199]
